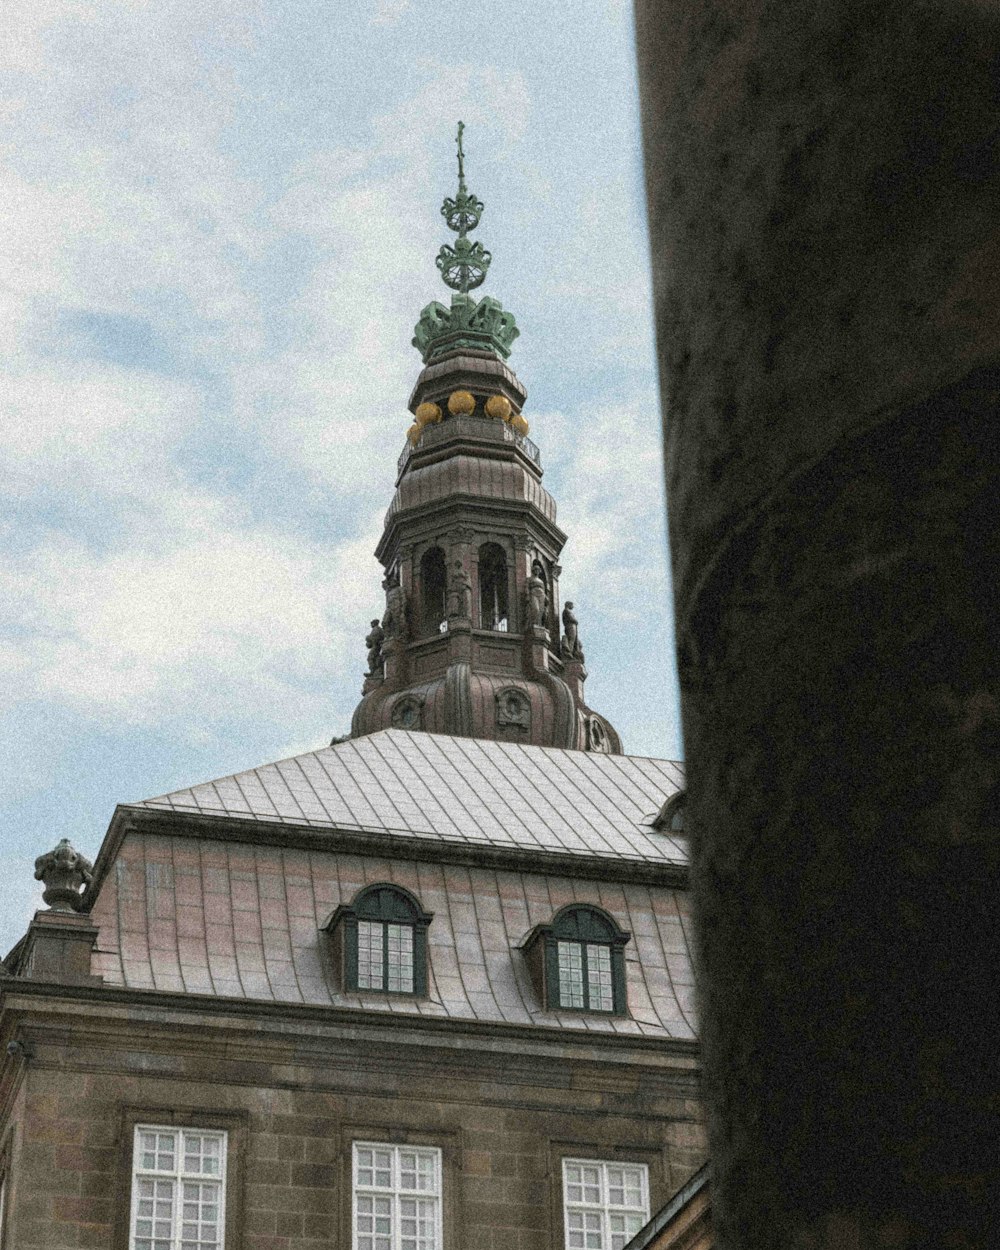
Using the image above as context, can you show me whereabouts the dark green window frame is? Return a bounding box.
[520,904,630,1016]
[323,884,433,997]
[652,790,686,832]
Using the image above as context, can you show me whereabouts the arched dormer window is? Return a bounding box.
[478,542,509,631]
[420,547,447,635]
[323,884,432,996]
[520,905,630,1015]
[652,791,686,833]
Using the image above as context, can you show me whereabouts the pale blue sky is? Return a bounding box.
[1,0,681,952]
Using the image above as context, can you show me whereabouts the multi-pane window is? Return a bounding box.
[327,884,431,997]
[557,941,614,1012]
[521,906,628,1014]
[358,920,415,992]
[562,1159,649,1250]
[353,1142,442,1250]
[130,1126,226,1250]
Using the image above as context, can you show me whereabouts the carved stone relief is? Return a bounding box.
[496,687,531,732]
[391,694,426,731]
[587,717,610,754]
[34,839,93,911]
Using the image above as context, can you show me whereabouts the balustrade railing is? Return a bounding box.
[397,416,540,474]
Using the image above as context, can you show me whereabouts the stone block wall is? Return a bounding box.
[0,994,705,1250]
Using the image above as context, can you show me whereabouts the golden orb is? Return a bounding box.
[415,401,442,427]
[511,413,530,437]
[484,394,512,421]
[447,389,476,416]
[406,422,422,444]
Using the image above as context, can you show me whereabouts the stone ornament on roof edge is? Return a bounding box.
[34,838,93,912]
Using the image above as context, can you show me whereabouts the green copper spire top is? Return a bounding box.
[456,119,467,190]
[436,121,492,294]
[412,124,519,365]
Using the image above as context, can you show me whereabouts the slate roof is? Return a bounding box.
[89,835,698,1039]
[85,731,696,1039]
[134,729,687,867]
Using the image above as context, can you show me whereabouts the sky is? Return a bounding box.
[1,0,682,953]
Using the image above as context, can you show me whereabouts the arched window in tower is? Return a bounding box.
[478,543,509,631]
[420,546,447,635]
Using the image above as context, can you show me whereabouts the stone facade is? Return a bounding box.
[0,986,704,1249]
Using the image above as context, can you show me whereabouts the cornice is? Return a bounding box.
[0,979,701,1065]
[84,806,689,907]
[402,431,541,478]
[377,495,567,563]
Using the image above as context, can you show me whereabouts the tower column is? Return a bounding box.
[445,526,474,664]
[637,2,1000,1245]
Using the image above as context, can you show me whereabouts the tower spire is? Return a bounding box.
[413,124,518,366]
[349,125,622,755]
[436,120,491,295]
[456,119,466,190]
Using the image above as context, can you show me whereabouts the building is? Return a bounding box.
[0,128,707,1250]
[623,1165,710,1250]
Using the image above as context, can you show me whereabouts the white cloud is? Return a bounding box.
[1,366,201,501]
[0,493,384,729]
[0,42,548,781]
[541,398,668,621]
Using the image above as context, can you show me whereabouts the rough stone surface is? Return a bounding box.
[0,995,705,1249]
[636,2,1000,1247]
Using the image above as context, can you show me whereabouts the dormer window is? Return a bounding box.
[520,905,630,1015]
[652,791,686,833]
[324,884,432,996]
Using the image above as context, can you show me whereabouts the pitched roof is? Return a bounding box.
[89,832,698,1040]
[88,731,696,1037]
[134,729,687,867]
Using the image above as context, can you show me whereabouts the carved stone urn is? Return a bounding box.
[33,839,93,912]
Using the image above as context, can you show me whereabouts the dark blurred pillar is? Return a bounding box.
[635,3,1000,1246]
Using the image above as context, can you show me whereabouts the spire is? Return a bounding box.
[436,121,491,295]
[348,126,623,755]
[412,123,519,365]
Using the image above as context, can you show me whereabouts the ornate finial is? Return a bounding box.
[412,126,519,364]
[437,121,491,294]
[33,838,93,912]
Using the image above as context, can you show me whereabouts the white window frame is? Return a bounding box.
[562,1158,649,1250]
[352,1140,443,1250]
[129,1124,228,1250]
[357,919,415,993]
[556,940,615,1011]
